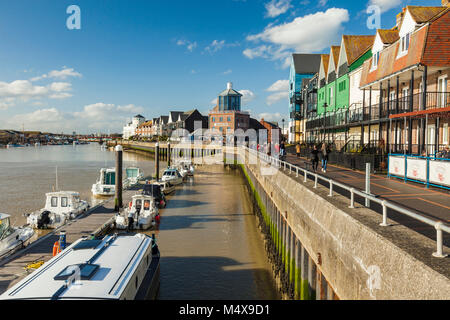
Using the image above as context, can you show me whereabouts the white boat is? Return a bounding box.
[177,160,195,176]
[91,168,130,197]
[115,195,159,230]
[161,168,183,186]
[0,213,35,260]
[34,142,41,147]
[0,233,160,300]
[125,167,144,185]
[156,181,175,195]
[26,192,89,229]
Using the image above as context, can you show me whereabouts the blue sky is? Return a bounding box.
[0,0,443,134]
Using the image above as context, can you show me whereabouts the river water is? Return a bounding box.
[0,143,156,227]
[0,144,279,299]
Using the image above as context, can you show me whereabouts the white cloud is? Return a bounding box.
[266,80,289,92]
[244,8,349,67]
[368,0,402,13]
[238,90,256,106]
[265,80,289,105]
[223,69,232,75]
[266,91,289,105]
[205,40,226,53]
[31,67,82,82]
[3,102,146,133]
[176,39,198,52]
[265,0,292,18]
[258,112,287,124]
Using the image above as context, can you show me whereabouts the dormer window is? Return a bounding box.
[399,33,410,56]
[372,51,380,69]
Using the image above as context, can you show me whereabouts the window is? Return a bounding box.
[61,197,68,208]
[51,197,58,207]
[372,51,380,68]
[399,33,410,56]
[219,117,223,122]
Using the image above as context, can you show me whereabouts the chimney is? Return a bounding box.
[227,82,233,90]
[396,8,405,27]
[443,0,450,7]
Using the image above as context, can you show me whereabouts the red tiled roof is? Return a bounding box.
[421,9,450,66]
[342,35,376,65]
[378,29,400,44]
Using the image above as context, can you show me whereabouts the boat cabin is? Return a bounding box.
[44,192,84,215]
[0,214,13,240]
[129,195,156,214]
[100,168,116,186]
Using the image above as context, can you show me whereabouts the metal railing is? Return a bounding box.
[241,146,449,258]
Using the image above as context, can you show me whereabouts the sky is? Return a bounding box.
[0,0,443,134]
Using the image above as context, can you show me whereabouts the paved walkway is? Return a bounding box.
[285,153,450,245]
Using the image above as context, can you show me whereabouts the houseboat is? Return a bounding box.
[26,192,89,229]
[0,213,34,260]
[0,233,160,300]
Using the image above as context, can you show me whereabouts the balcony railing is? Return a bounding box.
[306,92,449,130]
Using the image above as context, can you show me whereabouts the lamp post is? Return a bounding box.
[323,103,328,143]
[282,119,285,142]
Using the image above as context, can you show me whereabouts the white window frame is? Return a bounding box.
[443,123,449,145]
[397,33,410,58]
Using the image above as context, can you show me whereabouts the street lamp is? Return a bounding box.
[282,119,285,141]
[323,103,328,143]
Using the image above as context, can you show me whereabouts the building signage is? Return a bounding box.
[429,160,450,187]
[389,156,405,177]
[406,158,427,182]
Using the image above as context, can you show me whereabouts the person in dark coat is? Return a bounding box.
[311,145,320,172]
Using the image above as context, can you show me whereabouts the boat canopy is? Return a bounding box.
[126,168,140,178]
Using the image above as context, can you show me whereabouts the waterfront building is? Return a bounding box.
[359,4,450,155]
[135,120,153,138]
[288,54,322,144]
[260,119,281,144]
[209,82,250,135]
[123,114,146,139]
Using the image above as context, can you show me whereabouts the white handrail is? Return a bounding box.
[241,146,449,258]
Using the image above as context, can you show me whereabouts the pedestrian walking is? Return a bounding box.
[321,143,329,173]
[311,145,320,172]
[296,143,301,158]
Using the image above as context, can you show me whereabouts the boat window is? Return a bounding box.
[61,197,68,207]
[135,199,142,211]
[144,200,151,210]
[0,218,11,239]
[51,197,58,207]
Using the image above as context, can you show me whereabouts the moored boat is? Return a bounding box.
[126,167,144,185]
[115,194,159,230]
[0,213,34,260]
[91,168,130,197]
[161,168,183,186]
[26,191,89,229]
[0,233,160,300]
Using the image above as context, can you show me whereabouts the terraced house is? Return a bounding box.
[303,2,449,159]
[359,4,450,155]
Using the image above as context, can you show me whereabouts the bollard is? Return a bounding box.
[365,163,371,207]
[433,222,448,258]
[303,170,307,183]
[59,231,66,250]
[167,143,171,167]
[380,201,389,227]
[349,188,355,209]
[328,181,333,197]
[114,145,123,211]
[155,143,160,181]
[314,174,318,189]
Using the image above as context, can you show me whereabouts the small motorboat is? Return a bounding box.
[92,168,130,197]
[161,168,183,185]
[26,192,89,229]
[0,233,160,300]
[142,183,166,208]
[115,195,159,231]
[178,160,195,176]
[126,167,144,186]
[156,181,175,195]
[0,213,35,260]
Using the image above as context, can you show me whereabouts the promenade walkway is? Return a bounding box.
[284,152,450,246]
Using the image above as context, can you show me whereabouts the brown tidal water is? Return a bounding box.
[0,144,156,228]
[154,165,280,300]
